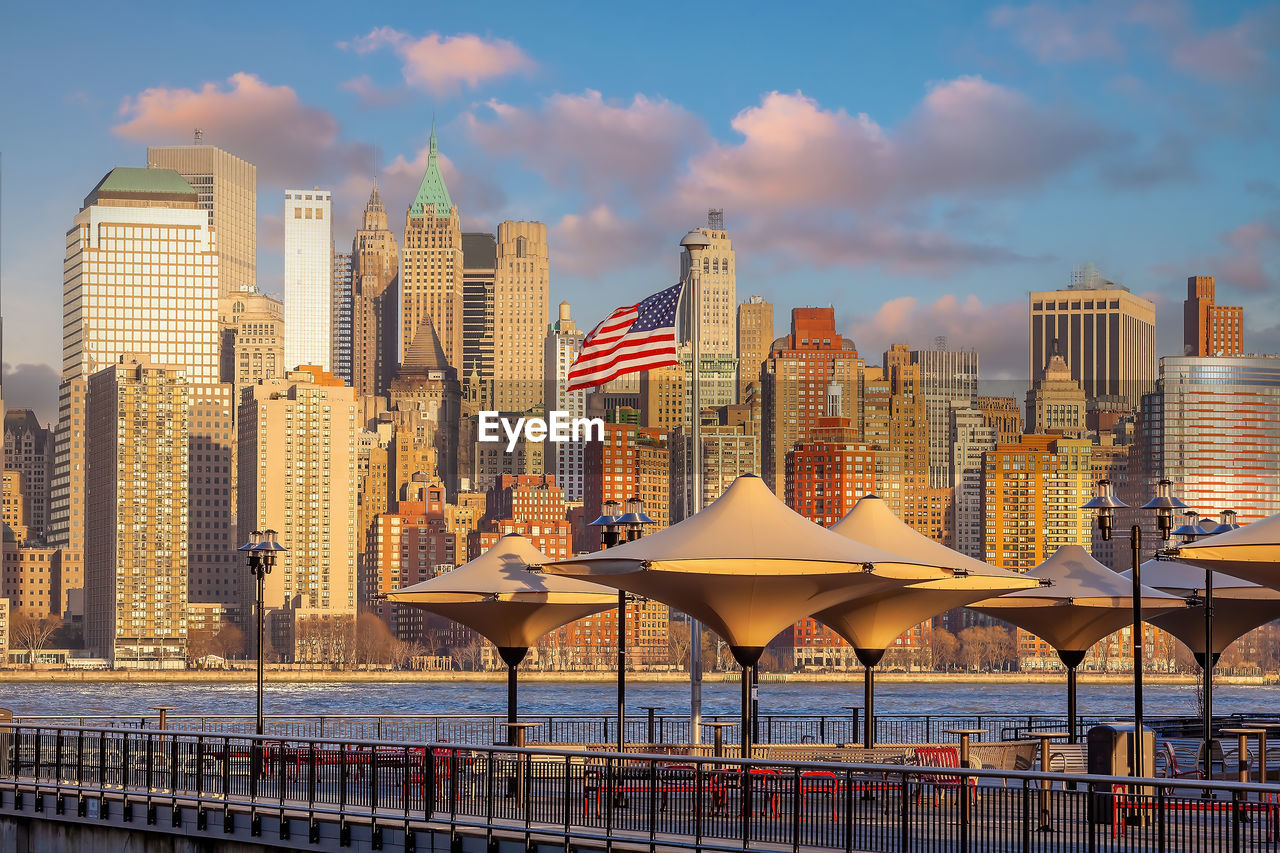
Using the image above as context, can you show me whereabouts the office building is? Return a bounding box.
[1029,266,1156,409]
[1183,275,1244,357]
[283,188,334,372]
[461,232,497,409]
[237,367,359,659]
[1025,348,1087,436]
[761,308,863,494]
[679,210,736,356]
[147,143,256,295]
[4,411,53,540]
[982,435,1093,571]
[670,424,759,523]
[85,356,189,668]
[352,182,400,398]
[332,250,353,385]
[975,396,1022,445]
[219,290,284,390]
[387,318,462,497]
[402,128,463,371]
[950,406,997,560]
[909,347,978,488]
[492,221,549,412]
[1139,356,1280,523]
[737,296,773,404]
[52,167,220,620]
[544,302,587,501]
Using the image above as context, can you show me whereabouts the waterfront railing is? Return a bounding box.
[12,712,1269,746]
[1,722,1279,853]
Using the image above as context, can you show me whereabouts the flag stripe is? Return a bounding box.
[566,282,683,391]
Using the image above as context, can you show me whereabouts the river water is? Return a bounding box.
[4,680,1277,720]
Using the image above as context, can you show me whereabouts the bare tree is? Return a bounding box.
[931,628,961,671]
[10,612,62,670]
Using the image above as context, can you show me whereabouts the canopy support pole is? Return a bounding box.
[497,646,529,745]
[1057,650,1087,744]
[855,648,886,749]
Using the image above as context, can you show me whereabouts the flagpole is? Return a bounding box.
[681,229,712,746]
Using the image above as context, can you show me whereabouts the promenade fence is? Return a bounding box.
[1,723,1279,853]
[12,712,1267,745]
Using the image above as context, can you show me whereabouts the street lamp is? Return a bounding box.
[592,497,654,754]
[1173,509,1239,773]
[1084,478,1185,781]
[238,529,286,736]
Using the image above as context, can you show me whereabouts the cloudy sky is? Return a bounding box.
[2,0,1278,423]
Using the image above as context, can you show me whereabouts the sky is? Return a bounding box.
[2,0,1278,424]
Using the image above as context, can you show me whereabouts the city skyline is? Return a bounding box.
[3,2,1279,421]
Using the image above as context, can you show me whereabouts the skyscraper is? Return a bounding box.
[493,221,550,412]
[737,295,773,403]
[85,356,189,668]
[1140,356,1280,523]
[332,250,353,385]
[52,167,220,596]
[680,210,736,357]
[283,188,333,372]
[147,143,256,296]
[1029,266,1156,409]
[351,182,400,398]
[949,406,996,560]
[1183,275,1244,357]
[402,128,463,371]
[4,411,53,540]
[237,367,359,658]
[909,346,978,488]
[461,232,497,408]
[544,302,587,501]
[761,308,862,494]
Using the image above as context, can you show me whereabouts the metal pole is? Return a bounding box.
[1131,524,1144,780]
[1203,568,1215,769]
[256,569,265,737]
[740,665,750,759]
[617,589,626,755]
[864,665,874,749]
[688,242,704,746]
[1067,665,1077,744]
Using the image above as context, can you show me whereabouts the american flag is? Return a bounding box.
[567,282,684,392]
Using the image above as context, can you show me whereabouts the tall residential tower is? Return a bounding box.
[283,188,333,372]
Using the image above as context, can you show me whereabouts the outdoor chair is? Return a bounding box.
[913,747,977,805]
[799,770,839,822]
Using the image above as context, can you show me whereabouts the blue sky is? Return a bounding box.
[2,0,1278,422]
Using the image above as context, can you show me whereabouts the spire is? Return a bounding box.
[410,122,453,218]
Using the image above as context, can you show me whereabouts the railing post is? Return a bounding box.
[1231,789,1242,853]
[790,766,800,853]
[899,770,911,852]
[1021,778,1031,853]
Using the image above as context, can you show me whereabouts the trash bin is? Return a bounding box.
[1087,724,1155,824]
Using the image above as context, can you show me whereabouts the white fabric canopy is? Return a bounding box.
[1174,512,1280,591]
[815,495,1040,649]
[386,534,616,649]
[543,475,957,653]
[969,545,1183,652]
[1124,558,1280,656]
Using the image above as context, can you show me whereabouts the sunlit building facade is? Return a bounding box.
[283,188,333,372]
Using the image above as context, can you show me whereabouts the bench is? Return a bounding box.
[1158,738,1226,780]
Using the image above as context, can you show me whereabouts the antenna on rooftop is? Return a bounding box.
[934,335,946,352]
[707,209,724,231]
[194,128,204,145]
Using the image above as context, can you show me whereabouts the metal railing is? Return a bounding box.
[2,723,1279,853]
[14,711,1267,745]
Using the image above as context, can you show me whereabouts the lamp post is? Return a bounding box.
[1084,478,1185,781]
[238,529,286,736]
[589,500,628,754]
[1174,508,1238,772]
[615,496,655,753]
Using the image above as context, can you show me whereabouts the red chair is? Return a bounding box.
[799,770,839,822]
[913,747,974,805]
